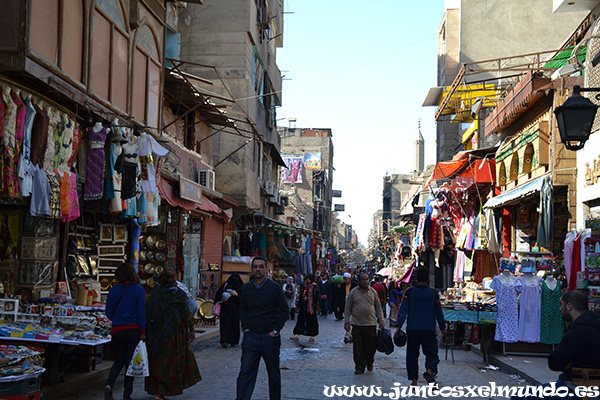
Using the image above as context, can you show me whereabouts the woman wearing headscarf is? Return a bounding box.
[104,263,146,400]
[214,273,244,348]
[145,272,201,400]
[290,274,320,343]
[283,276,297,320]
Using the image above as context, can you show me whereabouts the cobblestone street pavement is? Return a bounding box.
[61,313,522,400]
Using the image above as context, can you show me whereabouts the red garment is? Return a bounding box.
[568,234,582,291]
[310,238,316,253]
[429,218,443,249]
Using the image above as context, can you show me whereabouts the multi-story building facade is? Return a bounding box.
[177,0,286,218]
[278,127,335,243]
[430,0,586,162]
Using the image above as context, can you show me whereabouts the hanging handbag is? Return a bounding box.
[212,302,222,317]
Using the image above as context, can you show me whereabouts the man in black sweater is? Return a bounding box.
[512,290,600,399]
[236,257,289,400]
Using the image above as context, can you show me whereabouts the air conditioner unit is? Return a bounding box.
[197,170,215,191]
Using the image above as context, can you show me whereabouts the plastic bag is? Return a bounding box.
[376,328,394,355]
[212,302,221,317]
[126,340,149,377]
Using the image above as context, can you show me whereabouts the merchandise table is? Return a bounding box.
[442,309,497,364]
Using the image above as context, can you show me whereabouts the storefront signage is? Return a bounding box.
[334,204,345,211]
[585,156,600,186]
[179,176,203,204]
[332,190,342,197]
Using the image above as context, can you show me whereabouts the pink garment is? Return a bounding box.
[63,171,80,222]
[568,234,582,291]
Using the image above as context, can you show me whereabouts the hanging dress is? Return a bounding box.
[540,280,564,345]
[3,90,22,196]
[65,170,80,222]
[43,110,59,174]
[68,125,80,168]
[138,133,168,194]
[490,275,519,343]
[515,275,542,343]
[30,104,49,166]
[83,125,110,200]
[0,92,6,191]
[121,140,139,199]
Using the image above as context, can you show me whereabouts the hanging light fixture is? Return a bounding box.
[554,85,600,151]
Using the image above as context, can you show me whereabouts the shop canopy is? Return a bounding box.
[425,158,495,188]
[482,174,547,209]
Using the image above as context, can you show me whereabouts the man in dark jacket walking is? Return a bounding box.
[318,273,333,317]
[236,257,289,400]
[395,267,445,386]
[511,290,600,399]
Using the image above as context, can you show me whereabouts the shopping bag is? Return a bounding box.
[212,302,222,317]
[376,328,394,355]
[126,340,149,377]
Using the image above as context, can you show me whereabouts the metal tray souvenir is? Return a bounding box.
[146,235,157,248]
[156,240,166,250]
[146,251,155,261]
[139,250,147,262]
[144,263,155,274]
[155,252,166,262]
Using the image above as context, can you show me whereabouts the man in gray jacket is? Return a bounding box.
[344,273,385,374]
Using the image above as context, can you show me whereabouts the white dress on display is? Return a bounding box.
[515,274,542,343]
[490,273,519,343]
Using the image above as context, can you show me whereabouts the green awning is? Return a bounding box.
[543,45,587,69]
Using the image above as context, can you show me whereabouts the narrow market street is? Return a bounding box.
[58,314,521,400]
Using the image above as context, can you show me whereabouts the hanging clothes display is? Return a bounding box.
[3,88,21,197]
[43,109,58,174]
[30,103,49,166]
[540,279,563,345]
[67,125,80,168]
[121,137,138,199]
[83,123,110,200]
[485,208,501,253]
[515,275,542,343]
[30,165,51,217]
[137,133,168,194]
[0,90,6,191]
[490,274,519,343]
[65,170,80,222]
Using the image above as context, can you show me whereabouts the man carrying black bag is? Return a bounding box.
[395,267,446,386]
[344,273,385,374]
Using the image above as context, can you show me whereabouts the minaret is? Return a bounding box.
[414,119,424,172]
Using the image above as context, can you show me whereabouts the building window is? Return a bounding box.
[90,0,129,111]
[132,25,161,129]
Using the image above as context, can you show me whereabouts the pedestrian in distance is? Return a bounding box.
[511,290,600,400]
[236,257,289,400]
[145,271,201,400]
[283,276,297,320]
[104,262,146,400]
[387,280,403,325]
[395,267,446,386]
[344,272,385,374]
[214,273,244,348]
[290,273,320,343]
[317,272,333,317]
[372,275,387,318]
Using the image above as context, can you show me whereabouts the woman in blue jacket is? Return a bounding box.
[104,263,146,400]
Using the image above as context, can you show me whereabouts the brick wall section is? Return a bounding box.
[203,217,224,269]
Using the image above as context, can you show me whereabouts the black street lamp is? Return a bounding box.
[554,85,600,151]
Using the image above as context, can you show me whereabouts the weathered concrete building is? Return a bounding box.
[429,0,587,162]
[278,127,334,243]
[176,0,286,218]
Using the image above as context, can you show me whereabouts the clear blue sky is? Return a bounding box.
[276,0,445,245]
